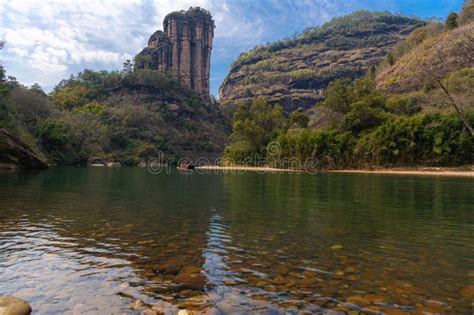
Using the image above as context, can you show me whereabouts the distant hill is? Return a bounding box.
[219,11,424,112]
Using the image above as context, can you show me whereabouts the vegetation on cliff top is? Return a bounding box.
[231,11,421,68]
[219,11,424,111]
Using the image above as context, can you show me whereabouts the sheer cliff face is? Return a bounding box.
[219,11,424,112]
[135,7,214,99]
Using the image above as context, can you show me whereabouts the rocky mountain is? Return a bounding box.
[0,8,226,167]
[219,11,424,112]
[0,128,48,170]
[135,7,214,100]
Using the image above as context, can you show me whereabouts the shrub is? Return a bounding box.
[385,93,423,116]
[355,112,474,166]
[446,12,459,30]
[276,130,356,169]
[38,119,76,163]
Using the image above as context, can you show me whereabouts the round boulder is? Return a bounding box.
[0,296,32,315]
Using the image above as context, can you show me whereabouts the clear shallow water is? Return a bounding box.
[0,167,473,314]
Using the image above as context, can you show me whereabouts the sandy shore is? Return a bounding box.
[196,165,474,177]
[326,169,474,177]
[196,165,300,172]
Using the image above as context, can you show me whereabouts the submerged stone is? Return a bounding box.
[460,284,474,298]
[223,280,235,286]
[0,296,32,315]
[346,296,370,307]
[274,265,290,275]
[130,299,144,310]
[175,273,206,290]
[346,275,359,281]
[331,245,343,251]
[180,266,201,274]
[335,270,345,277]
[272,276,287,285]
[344,267,358,274]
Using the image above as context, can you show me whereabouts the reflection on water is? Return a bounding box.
[0,167,473,314]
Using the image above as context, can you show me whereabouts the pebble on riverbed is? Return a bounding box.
[331,244,343,251]
[174,272,206,290]
[460,284,474,298]
[129,299,145,310]
[0,296,32,315]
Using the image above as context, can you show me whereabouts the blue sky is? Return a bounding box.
[0,0,464,96]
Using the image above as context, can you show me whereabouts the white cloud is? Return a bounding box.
[0,0,269,91]
[0,0,347,92]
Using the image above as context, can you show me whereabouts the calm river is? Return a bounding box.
[0,167,473,314]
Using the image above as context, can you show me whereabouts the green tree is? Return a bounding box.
[224,98,285,163]
[321,79,354,114]
[342,100,390,135]
[30,83,46,95]
[0,41,4,81]
[72,102,106,116]
[446,12,459,30]
[122,59,134,75]
[38,119,75,163]
[387,53,395,66]
[10,85,56,133]
[288,110,309,129]
[0,41,8,96]
[369,65,377,78]
[50,84,89,110]
[67,112,108,162]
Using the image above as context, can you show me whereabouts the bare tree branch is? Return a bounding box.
[416,50,474,137]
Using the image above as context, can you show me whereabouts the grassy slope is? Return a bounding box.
[376,22,474,96]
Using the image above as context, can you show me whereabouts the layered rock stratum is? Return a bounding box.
[219,11,424,112]
[135,7,214,100]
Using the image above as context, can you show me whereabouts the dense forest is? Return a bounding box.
[223,82,474,169]
[0,60,229,167]
[1,1,473,170]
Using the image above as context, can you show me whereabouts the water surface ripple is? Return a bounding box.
[0,168,473,314]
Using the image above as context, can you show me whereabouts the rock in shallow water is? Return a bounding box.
[460,284,474,298]
[174,273,206,290]
[0,296,32,315]
[345,296,370,307]
[274,265,290,275]
[331,244,343,251]
[180,266,201,274]
[129,299,144,310]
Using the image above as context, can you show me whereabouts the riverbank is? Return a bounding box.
[326,168,474,177]
[196,165,474,177]
[196,165,300,172]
